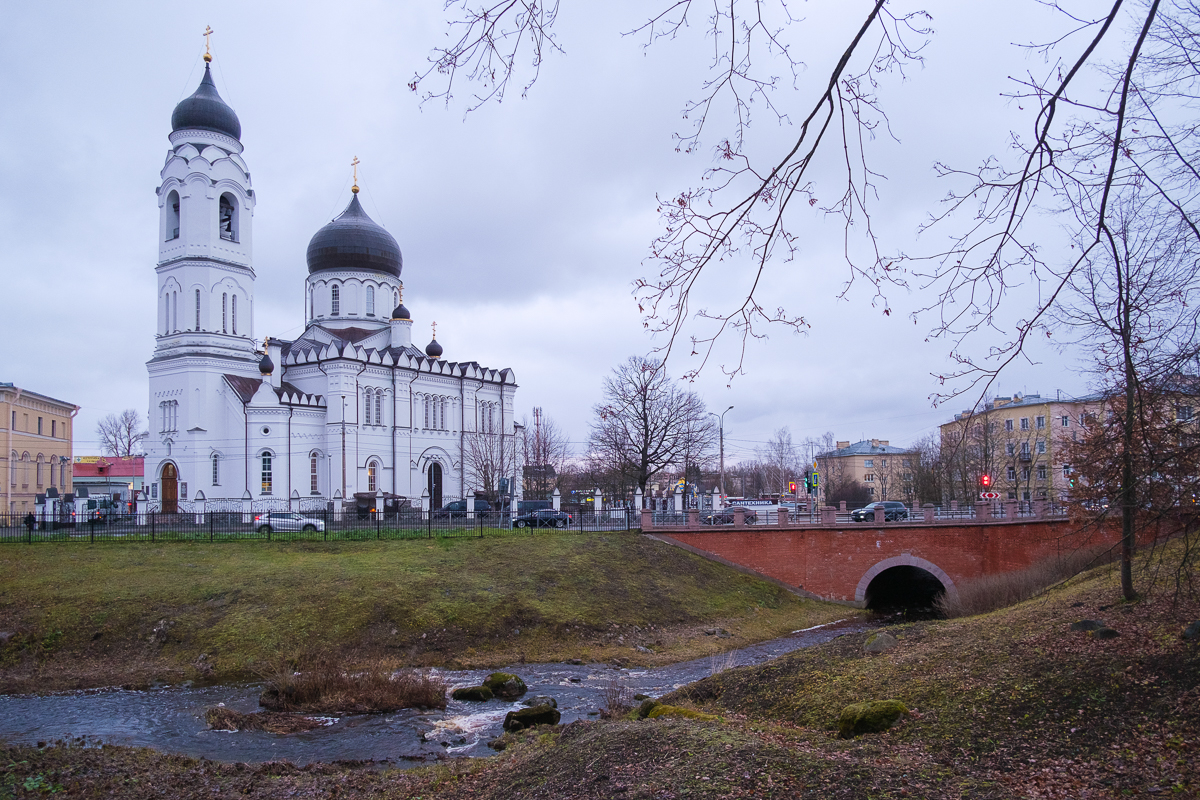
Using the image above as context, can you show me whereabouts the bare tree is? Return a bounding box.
[463,428,519,504]
[758,427,797,497]
[588,357,715,495]
[520,410,573,499]
[96,410,146,457]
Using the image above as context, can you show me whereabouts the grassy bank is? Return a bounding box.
[3,546,1196,798]
[0,532,849,692]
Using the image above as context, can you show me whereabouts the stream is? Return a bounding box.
[0,620,866,766]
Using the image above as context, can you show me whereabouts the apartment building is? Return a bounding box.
[815,439,915,502]
[2,383,79,515]
[940,392,1105,504]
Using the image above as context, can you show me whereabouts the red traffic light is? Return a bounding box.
[980,474,992,487]
[788,481,798,493]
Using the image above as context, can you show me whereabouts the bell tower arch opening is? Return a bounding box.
[856,555,955,617]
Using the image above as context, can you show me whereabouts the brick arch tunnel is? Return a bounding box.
[855,555,958,612]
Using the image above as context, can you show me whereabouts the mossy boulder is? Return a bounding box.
[451,685,494,702]
[645,704,719,721]
[863,632,899,653]
[635,698,661,719]
[837,699,909,738]
[484,672,527,699]
[503,703,560,732]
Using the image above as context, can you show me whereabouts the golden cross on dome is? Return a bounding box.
[203,26,214,63]
[351,156,360,194]
[431,321,437,339]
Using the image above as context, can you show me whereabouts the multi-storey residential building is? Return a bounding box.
[940,392,1105,504]
[2,383,78,516]
[815,439,915,503]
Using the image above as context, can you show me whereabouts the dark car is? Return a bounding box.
[850,501,909,522]
[433,498,493,518]
[702,506,758,525]
[513,509,572,528]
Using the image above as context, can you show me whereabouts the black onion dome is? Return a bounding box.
[425,338,443,359]
[171,64,242,140]
[306,194,402,278]
[259,352,274,374]
[391,303,411,320]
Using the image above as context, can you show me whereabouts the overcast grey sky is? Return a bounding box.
[1,1,1097,464]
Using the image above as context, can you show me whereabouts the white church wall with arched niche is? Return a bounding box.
[341,282,358,316]
[159,277,184,335]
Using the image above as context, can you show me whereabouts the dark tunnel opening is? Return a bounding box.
[864,565,947,619]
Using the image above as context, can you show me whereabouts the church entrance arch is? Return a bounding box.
[160,463,179,514]
[427,462,443,510]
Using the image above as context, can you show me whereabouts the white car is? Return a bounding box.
[254,511,326,533]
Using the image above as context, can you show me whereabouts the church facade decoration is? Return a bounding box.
[144,53,517,513]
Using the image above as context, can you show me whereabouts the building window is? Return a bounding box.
[331,285,340,316]
[1020,418,1029,430]
[166,190,180,240]
[1063,464,1072,478]
[1007,466,1016,480]
[1177,406,1194,422]
[261,453,273,495]
[1037,465,1047,480]
[219,194,237,241]
[902,458,912,467]
[36,454,44,487]
[222,293,228,333]
[212,454,220,486]
[864,473,875,482]
[366,286,375,316]
[310,452,320,494]
[364,388,372,426]
[1079,412,1086,425]
[51,420,56,438]
[1006,442,1015,456]
[1035,416,1045,429]
[864,459,874,468]
[1021,466,1031,481]
[195,289,201,331]
[37,417,42,435]
[1021,441,1030,457]
[368,461,377,493]
[59,460,67,488]
[1036,440,1046,454]
[1061,415,1070,427]
[231,295,237,334]
[375,389,383,425]
[9,452,15,485]
[1005,419,1014,431]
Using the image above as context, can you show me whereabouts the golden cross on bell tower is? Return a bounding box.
[351,156,360,194]
[203,26,214,63]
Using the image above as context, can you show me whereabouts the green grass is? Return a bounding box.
[0,533,850,690]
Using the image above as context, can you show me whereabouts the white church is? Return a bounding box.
[144,51,517,515]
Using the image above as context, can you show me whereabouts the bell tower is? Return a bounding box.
[146,32,262,510]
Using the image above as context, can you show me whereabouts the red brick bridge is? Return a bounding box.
[643,510,1124,607]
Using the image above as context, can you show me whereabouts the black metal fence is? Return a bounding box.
[0,508,635,545]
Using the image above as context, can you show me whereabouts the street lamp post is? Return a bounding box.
[709,405,734,507]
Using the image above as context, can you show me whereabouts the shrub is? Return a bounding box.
[936,546,1115,618]
[257,653,447,714]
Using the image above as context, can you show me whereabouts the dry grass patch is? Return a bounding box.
[202,706,328,734]
[257,653,447,714]
[936,545,1116,617]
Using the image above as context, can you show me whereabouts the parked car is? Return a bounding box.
[513,509,572,528]
[432,498,493,518]
[702,506,758,525]
[254,511,326,533]
[850,501,909,522]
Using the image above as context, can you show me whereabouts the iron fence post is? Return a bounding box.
[151,512,155,543]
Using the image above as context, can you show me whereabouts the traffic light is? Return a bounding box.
[980,474,992,488]
[788,481,798,494]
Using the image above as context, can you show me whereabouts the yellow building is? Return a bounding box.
[2,383,79,517]
[815,439,915,503]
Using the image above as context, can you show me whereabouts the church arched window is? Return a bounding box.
[172,291,178,332]
[49,456,57,489]
[231,294,237,334]
[423,396,430,429]
[166,190,180,241]
[195,289,201,331]
[9,452,16,486]
[222,293,228,333]
[260,452,273,495]
[331,285,340,316]
[163,294,170,335]
[375,389,384,425]
[211,453,220,486]
[367,460,378,493]
[309,451,321,495]
[219,193,238,242]
[36,454,44,487]
[364,388,372,426]
[366,286,375,316]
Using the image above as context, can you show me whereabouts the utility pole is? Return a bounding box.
[709,405,734,506]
